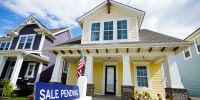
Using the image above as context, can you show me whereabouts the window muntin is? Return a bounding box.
[0,42,10,50]
[25,63,35,78]
[195,36,200,52]
[104,21,113,40]
[184,48,191,58]
[17,35,34,50]
[117,20,127,39]
[91,23,100,41]
[136,66,148,88]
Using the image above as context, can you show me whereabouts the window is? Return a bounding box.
[25,63,36,78]
[0,42,10,50]
[183,48,191,59]
[63,60,69,73]
[195,36,200,53]
[91,23,100,41]
[104,21,113,40]
[17,35,34,49]
[117,20,127,39]
[136,66,149,88]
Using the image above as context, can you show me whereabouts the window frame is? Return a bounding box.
[103,21,114,40]
[194,36,200,54]
[89,18,130,43]
[25,63,36,78]
[16,34,35,50]
[0,42,10,50]
[133,62,151,90]
[62,60,69,73]
[183,47,192,60]
[91,23,101,41]
[117,20,128,40]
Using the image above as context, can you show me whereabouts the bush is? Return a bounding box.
[0,79,14,97]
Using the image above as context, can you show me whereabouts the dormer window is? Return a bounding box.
[17,34,35,50]
[91,23,100,41]
[104,21,113,40]
[117,20,127,39]
[89,19,129,42]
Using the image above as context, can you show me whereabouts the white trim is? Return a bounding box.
[133,62,152,90]
[102,62,118,96]
[0,41,11,50]
[8,37,14,50]
[135,17,139,40]
[183,47,192,60]
[15,34,36,50]
[25,63,36,78]
[38,34,45,51]
[194,38,200,55]
[161,63,166,88]
[53,28,70,36]
[66,63,71,85]
[36,62,43,82]
[5,61,14,79]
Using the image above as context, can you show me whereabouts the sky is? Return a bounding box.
[0,0,199,39]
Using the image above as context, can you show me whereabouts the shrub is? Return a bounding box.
[0,79,14,97]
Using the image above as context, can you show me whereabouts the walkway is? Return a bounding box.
[92,95,121,100]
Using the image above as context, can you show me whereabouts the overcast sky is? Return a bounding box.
[0,0,199,39]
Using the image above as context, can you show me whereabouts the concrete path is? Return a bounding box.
[92,95,121,100]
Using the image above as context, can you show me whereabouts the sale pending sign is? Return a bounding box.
[35,82,80,100]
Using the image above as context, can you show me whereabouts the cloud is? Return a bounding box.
[2,25,13,30]
[0,0,199,39]
[2,19,13,24]
[0,33,3,37]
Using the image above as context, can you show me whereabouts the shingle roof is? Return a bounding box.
[51,29,186,48]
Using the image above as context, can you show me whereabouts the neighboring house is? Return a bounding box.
[176,28,200,100]
[0,16,72,89]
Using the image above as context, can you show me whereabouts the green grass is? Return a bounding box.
[5,97,30,100]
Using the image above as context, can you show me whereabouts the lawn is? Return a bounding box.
[4,97,29,100]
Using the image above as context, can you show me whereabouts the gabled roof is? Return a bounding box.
[185,28,200,41]
[77,0,145,29]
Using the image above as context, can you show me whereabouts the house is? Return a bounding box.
[175,28,200,100]
[46,0,192,99]
[0,16,72,90]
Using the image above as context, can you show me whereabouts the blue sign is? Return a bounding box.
[35,82,80,100]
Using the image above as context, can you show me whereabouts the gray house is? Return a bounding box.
[0,16,72,89]
[176,28,200,100]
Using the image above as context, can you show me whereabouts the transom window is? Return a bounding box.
[0,42,10,50]
[117,20,127,39]
[195,36,200,53]
[104,21,113,40]
[25,63,36,78]
[91,23,100,41]
[183,48,191,59]
[17,35,35,49]
[136,66,148,88]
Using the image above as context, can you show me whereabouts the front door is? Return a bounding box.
[105,66,116,95]
[5,61,15,79]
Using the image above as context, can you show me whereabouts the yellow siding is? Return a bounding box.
[88,8,132,22]
[134,63,165,98]
[67,63,77,85]
[82,7,138,43]
[130,18,137,40]
[130,62,135,86]
[93,62,103,93]
[118,62,123,94]
[82,23,90,43]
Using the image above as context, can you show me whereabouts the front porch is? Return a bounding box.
[49,46,187,99]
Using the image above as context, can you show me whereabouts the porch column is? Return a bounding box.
[85,55,94,96]
[85,55,93,84]
[0,56,7,77]
[36,62,43,82]
[122,55,132,86]
[10,55,23,88]
[165,53,184,88]
[50,55,64,83]
[164,53,188,100]
[121,54,134,100]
